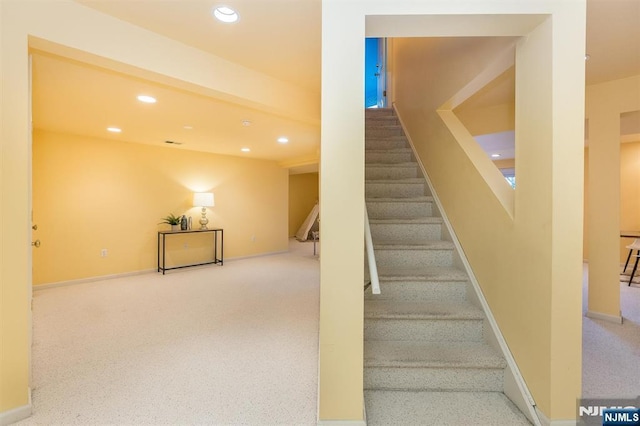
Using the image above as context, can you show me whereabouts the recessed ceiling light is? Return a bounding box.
[107,127,122,133]
[277,137,289,144]
[137,95,156,103]
[242,120,252,127]
[491,153,501,158]
[213,6,239,23]
[183,125,193,130]
[241,147,251,152]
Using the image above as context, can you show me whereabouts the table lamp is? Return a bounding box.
[193,192,214,229]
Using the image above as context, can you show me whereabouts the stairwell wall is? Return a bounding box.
[391,6,585,422]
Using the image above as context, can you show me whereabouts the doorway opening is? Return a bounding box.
[365,38,387,109]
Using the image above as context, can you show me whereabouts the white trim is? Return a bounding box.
[33,269,156,290]
[225,250,288,262]
[535,407,577,426]
[32,250,289,290]
[393,103,541,426]
[586,310,623,324]
[318,420,366,426]
[0,389,32,426]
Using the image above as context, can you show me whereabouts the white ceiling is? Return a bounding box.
[31,0,640,171]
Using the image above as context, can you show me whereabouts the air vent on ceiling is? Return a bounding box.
[164,140,183,145]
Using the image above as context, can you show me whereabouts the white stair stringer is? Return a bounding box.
[363,108,537,426]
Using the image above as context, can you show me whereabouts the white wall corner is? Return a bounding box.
[0,390,32,426]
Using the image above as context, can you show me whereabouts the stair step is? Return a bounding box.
[366,150,414,164]
[365,319,483,342]
[364,390,532,426]
[374,240,453,250]
[365,300,483,321]
[377,265,468,282]
[365,341,506,369]
[367,197,433,219]
[366,179,426,198]
[365,266,469,302]
[365,108,394,114]
[366,126,404,137]
[370,218,443,241]
[366,137,409,150]
[365,279,468,302]
[372,240,454,268]
[364,300,485,342]
[366,116,399,124]
[364,341,506,391]
[366,164,419,180]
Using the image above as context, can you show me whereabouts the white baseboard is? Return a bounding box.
[33,250,290,290]
[225,250,288,262]
[33,269,156,290]
[0,393,32,426]
[535,407,577,426]
[317,420,366,426]
[585,310,623,324]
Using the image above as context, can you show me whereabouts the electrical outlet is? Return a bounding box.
[251,235,256,242]
[100,249,108,257]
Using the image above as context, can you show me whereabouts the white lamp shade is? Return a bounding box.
[193,192,215,207]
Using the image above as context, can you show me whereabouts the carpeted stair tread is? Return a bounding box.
[367,196,434,203]
[370,217,443,224]
[373,240,454,250]
[377,266,468,281]
[364,341,507,369]
[366,178,424,184]
[364,390,532,426]
[366,134,406,139]
[366,162,416,168]
[366,148,413,154]
[365,299,483,320]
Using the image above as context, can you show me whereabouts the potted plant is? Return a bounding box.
[159,213,182,231]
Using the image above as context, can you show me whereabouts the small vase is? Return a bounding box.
[171,224,180,231]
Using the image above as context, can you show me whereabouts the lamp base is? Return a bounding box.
[200,207,209,229]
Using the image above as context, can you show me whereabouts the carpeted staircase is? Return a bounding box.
[363,108,532,425]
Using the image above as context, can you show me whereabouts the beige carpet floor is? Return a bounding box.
[582,264,640,398]
[16,239,319,425]
[13,244,640,425]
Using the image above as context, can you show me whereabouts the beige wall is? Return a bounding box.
[2,0,313,416]
[455,102,515,136]
[1,0,31,414]
[584,141,640,265]
[620,141,640,261]
[288,173,319,237]
[585,75,640,319]
[32,130,288,284]
[391,6,585,421]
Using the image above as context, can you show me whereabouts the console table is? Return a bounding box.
[157,229,223,274]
